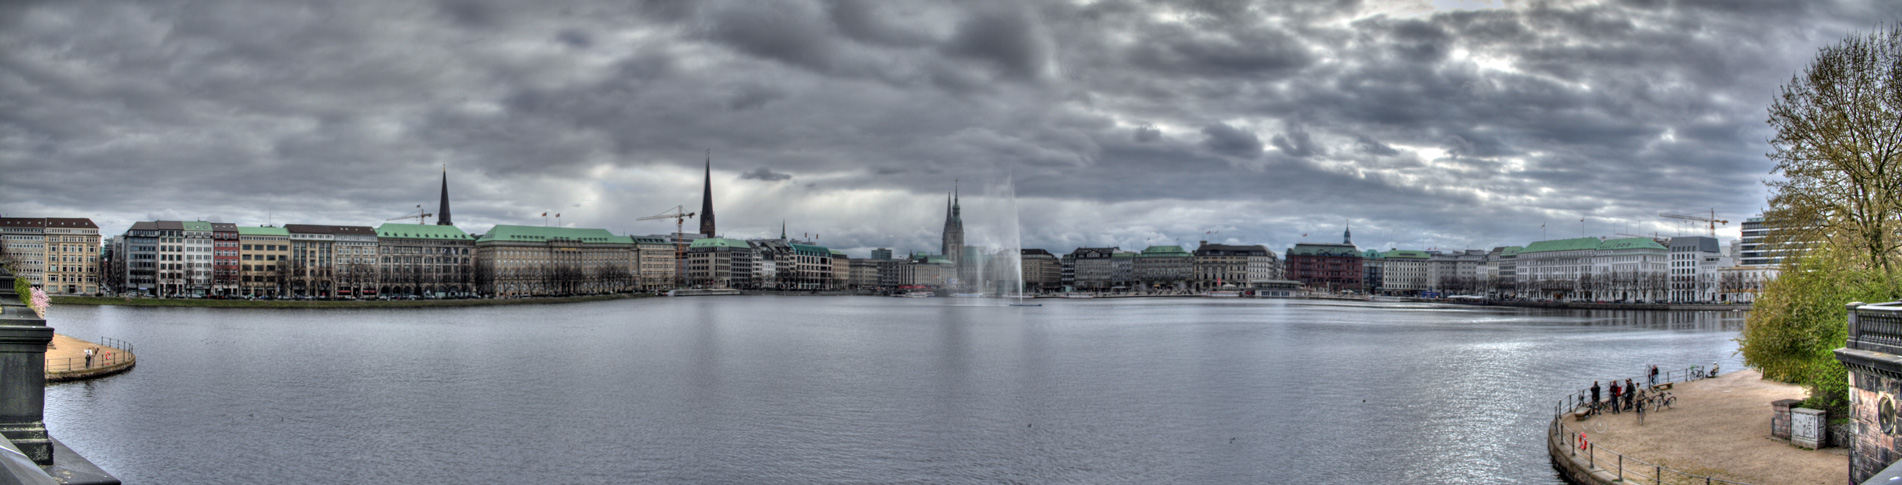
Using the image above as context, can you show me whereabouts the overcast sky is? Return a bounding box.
[0,0,1887,257]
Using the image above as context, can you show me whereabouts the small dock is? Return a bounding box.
[45,334,135,382]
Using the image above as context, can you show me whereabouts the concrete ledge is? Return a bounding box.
[1548,424,1623,485]
[44,355,134,383]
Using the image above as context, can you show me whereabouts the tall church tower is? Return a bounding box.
[437,165,453,226]
[1343,223,1351,245]
[699,151,716,237]
[941,181,964,266]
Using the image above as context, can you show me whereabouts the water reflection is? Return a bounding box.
[39,298,1744,484]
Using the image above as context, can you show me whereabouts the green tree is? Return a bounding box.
[1747,24,1902,413]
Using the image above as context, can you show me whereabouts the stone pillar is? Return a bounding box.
[0,270,53,466]
[1772,398,1800,441]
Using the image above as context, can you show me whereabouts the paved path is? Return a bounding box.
[1562,369,1845,484]
[45,334,131,376]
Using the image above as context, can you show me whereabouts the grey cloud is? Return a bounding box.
[1133,125,1161,142]
[1201,123,1262,158]
[0,0,1886,255]
[739,168,794,181]
[1271,124,1320,158]
[942,4,1049,81]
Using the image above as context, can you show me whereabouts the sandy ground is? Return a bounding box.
[45,333,127,371]
[1561,369,1846,484]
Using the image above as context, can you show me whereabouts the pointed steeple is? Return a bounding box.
[781,220,787,240]
[437,164,453,226]
[1343,222,1351,245]
[699,150,716,237]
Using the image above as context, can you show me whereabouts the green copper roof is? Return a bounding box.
[1111,252,1137,258]
[829,249,847,257]
[182,221,213,231]
[1501,246,1524,256]
[1286,243,1361,256]
[478,225,632,244]
[1522,237,1603,253]
[632,236,668,244]
[1362,249,1384,259]
[689,237,751,250]
[922,256,952,264]
[237,226,290,236]
[1139,245,1190,257]
[376,223,473,240]
[1597,237,1666,251]
[790,243,830,255]
[1382,250,1431,259]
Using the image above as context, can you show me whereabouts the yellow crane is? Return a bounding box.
[1659,210,1729,238]
[637,206,695,286]
[387,205,433,225]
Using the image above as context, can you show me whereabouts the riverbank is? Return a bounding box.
[1448,299,1749,312]
[1549,369,1843,484]
[51,293,651,309]
[45,334,134,382]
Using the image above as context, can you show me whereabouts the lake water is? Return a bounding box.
[39,297,1745,484]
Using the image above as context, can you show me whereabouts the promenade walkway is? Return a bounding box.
[1558,369,1844,484]
[44,334,135,382]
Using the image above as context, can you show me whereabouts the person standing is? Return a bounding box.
[1624,379,1636,411]
[1649,365,1659,386]
[1609,381,1621,414]
[83,347,93,368]
[1590,381,1601,413]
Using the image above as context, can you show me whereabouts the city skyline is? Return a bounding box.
[1,0,1886,257]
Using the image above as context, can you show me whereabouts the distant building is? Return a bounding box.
[687,237,752,288]
[238,226,290,297]
[940,185,965,271]
[376,223,476,297]
[1020,249,1061,292]
[871,248,893,261]
[474,225,636,297]
[1135,245,1193,292]
[1428,249,1487,294]
[212,223,240,296]
[1667,236,1732,303]
[1110,251,1138,289]
[1518,237,1600,300]
[1286,226,1363,292]
[120,222,159,295]
[634,235,676,289]
[1191,242,1276,291]
[1593,237,1669,301]
[1068,247,1117,291]
[1377,250,1429,295]
[0,217,101,295]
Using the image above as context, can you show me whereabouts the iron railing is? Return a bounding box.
[1549,365,1751,485]
[45,336,134,373]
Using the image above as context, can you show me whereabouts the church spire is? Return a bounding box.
[1343,222,1352,245]
[699,150,716,237]
[437,163,453,226]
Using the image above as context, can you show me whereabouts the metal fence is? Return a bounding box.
[45,336,134,373]
[1549,365,1751,485]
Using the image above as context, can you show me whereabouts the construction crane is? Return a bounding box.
[1659,210,1729,238]
[636,206,695,286]
[387,205,433,225]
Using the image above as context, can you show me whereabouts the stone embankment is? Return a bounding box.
[44,334,135,382]
[1547,369,1844,484]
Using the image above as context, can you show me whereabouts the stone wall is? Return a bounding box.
[1835,302,1902,483]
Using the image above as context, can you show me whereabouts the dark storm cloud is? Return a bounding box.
[1201,122,1262,158]
[0,0,1889,255]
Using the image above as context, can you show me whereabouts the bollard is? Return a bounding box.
[1618,454,1623,480]
[1655,465,1661,484]
[1589,443,1595,469]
